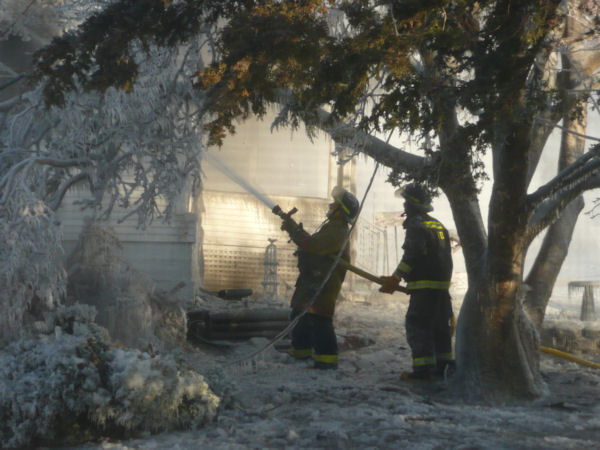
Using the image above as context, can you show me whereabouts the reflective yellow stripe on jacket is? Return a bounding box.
[422,220,444,230]
[394,262,412,278]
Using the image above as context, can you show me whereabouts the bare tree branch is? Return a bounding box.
[48,172,88,211]
[314,107,427,173]
[0,74,26,91]
[0,0,38,40]
[527,172,600,242]
[0,96,21,113]
[536,117,600,142]
[0,156,85,205]
[527,144,600,207]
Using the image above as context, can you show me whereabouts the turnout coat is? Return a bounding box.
[288,215,350,318]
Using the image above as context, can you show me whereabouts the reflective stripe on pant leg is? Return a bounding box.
[412,356,435,376]
[290,347,313,358]
[309,314,338,368]
[314,354,339,364]
[413,355,436,367]
[406,290,436,367]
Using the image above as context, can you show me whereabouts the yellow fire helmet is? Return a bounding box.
[395,183,433,213]
[331,186,359,221]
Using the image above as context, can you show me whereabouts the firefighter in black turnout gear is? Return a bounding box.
[379,183,455,380]
[273,186,359,369]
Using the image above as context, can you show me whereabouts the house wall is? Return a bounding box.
[57,189,200,298]
[2,34,203,299]
[201,192,332,297]
[201,110,351,298]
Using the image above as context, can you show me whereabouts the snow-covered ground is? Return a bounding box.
[65,290,600,450]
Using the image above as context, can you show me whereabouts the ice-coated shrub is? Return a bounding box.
[0,196,66,342]
[0,305,219,448]
[66,220,187,351]
[95,348,218,430]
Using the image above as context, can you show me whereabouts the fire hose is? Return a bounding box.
[209,151,599,371]
[328,261,600,370]
[271,204,410,295]
[540,346,600,370]
[336,258,409,294]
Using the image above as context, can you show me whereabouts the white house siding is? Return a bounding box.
[204,117,332,199]
[57,189,200,298]
[201,110,348,297]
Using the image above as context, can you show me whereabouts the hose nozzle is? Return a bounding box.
[272,205,283,217]
[272,205,297,220]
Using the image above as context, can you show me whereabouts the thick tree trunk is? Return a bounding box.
[445,186,545,400]
[449,105,547,399]
[455,281,545,401]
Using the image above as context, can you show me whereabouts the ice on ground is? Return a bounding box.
[66,291,600,450]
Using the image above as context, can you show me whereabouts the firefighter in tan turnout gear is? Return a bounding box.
[273,186,359,369]
[379,183,455,380]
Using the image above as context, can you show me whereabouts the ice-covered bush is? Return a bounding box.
[66,220,187,351]
[0,195,66,342]
[0,305,219,448]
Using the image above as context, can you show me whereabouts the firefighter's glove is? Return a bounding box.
[379,275,401,294]
[288,223,309,247]
[281,217,297,233]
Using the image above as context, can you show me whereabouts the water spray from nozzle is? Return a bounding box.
[205,152,276,210]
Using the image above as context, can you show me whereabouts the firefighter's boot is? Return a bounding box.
[313,361,338,370]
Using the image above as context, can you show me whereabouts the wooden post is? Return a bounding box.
[580,285,596,321]
[568,280,599,322]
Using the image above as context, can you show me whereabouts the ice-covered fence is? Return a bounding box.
[354,218,389,278]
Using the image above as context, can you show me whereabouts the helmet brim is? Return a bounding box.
[331,186,358,220]
[395,187,433,212]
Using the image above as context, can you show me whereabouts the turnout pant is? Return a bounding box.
[405,289,453,374]
[290,309,338,369]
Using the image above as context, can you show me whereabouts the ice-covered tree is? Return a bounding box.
[1,4,225,446]
[0,0,101,44]
[0,1,214,340]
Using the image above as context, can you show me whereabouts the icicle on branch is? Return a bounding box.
[526,144,600,241]
[527,142,600,208]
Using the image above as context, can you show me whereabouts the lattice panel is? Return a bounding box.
[203,245,300,298]
[201,191,329,297]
